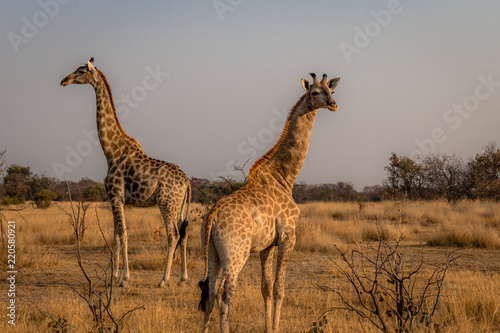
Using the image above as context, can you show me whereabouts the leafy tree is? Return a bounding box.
[465,142,500,200]
[84,184,108,201]
[197,177,244,204]
[292,182,360,203]
[190,178,211,203]
[2,164,32,203]
[30,175,56,198]
[421,153,465,202]
[361,185,389,202]
[384,153,425,199]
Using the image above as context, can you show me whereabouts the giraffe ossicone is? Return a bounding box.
[61,59,192,288]
[199,73,340,333]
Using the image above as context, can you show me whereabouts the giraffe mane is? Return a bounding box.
[247,94,307,179]
[96,69,141,147]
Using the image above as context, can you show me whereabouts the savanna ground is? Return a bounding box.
[1,200,500,332]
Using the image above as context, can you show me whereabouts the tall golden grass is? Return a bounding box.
[0,200,499,332]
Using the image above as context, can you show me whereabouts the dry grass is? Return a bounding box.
[0,200,499,332]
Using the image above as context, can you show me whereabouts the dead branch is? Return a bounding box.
[317,223,460,332]
[38,184,143,333]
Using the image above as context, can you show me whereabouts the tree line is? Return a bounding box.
[384,142,500,201]
[0,142,498,208]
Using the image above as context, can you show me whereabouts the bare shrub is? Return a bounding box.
[62,183,91,241]
[317,224,459,332]
[39,188,145,333]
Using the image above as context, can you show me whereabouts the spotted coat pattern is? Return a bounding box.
[61,60,191,287]
[199,73,341,333]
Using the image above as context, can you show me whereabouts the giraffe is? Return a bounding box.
[198,73,340,332]
[60,58,191,288]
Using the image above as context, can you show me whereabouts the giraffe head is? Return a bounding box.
[60,58,98,86]
[301,73,340,111]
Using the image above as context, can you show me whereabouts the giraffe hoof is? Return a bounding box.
[119,281,129,288]
[157,280,169,288]
[177,279,187,287]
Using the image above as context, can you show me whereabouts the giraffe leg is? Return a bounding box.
[273,234,296,332]
[219,254,249,333]
[158,205,179,287]
[260,246,275,333]
[110,198,129,287]
[202,240,221,333]
[112,228,120,280]
[219,274,235,333]
[121,221,130,286]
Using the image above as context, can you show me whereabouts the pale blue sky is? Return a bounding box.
[1,1,499,189]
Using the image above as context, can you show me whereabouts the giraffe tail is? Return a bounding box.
[198,279,209,312]
[175,184,191,252]
[175,219,189,252]
[198,205,217,312]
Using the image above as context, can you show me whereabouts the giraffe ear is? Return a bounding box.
[328,77,340,91]
[301,79,310,91]
[87,60,95,71]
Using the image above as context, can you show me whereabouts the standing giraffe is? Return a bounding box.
[199,73,340,332]
[61,58,191,287]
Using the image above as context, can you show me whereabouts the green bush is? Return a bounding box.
[84,185,108,201]
[1,195,25,205]
[34,189,57,208]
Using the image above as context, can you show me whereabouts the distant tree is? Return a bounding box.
[420,153,465,202]
[292,182,308,203]
[195,177,244,204]
[190,178,211,203]
[2,164,32,203]
[318,182,358,202]
[83,184,108,201]
[34,189,57,208]
[361,184,389,202]
[30,174,57,198]
[384,153,425,199]
[292,182,360,203]
[464,142,500,200]
[54,178,104,201]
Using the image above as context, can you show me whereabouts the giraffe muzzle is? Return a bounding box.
[328,102,338,111]
[60,74,74,86]
[60,77,70,86]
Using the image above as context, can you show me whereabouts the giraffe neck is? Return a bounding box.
[248,94,317,193]
[91,70,141,164]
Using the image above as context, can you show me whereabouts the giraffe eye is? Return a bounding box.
[312,91,319,96]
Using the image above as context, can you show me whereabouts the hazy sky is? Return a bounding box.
[1,1,499,189]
